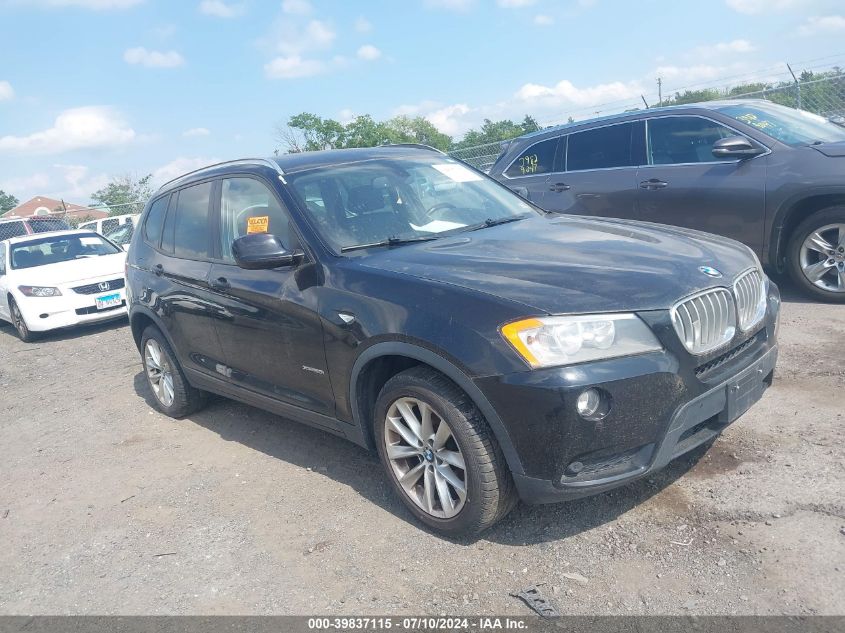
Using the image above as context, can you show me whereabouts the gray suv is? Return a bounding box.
[489,100,845,302]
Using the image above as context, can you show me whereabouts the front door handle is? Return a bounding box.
[639,178,668,190]
[549,182,571,193]
[153,264,164,276]
[210,277,230,291]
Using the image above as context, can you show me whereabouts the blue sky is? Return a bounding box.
[1,0,844,205]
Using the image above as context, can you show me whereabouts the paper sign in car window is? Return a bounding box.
[432,163,483,183]
[80,237,101,246]
[247,216,269,234]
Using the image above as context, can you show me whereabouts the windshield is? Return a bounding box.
[717,102,845,146]
[10,233,121,270]
[285,157,538,253]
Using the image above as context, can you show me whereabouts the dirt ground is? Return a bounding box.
[0,274,842,616]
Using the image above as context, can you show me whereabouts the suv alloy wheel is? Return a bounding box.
[788,207,845,302]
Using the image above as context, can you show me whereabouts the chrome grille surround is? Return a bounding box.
[671,288,737,355]
[733,268,766,332]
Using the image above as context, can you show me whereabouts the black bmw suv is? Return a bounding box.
[126,146,780,536]
[489,100,845,302]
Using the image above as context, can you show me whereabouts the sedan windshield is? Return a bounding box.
[10,233,121,270]
[717,102,845,146]
[285,157,538,253]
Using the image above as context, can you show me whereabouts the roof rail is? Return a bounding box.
[382,143,445,154]
[156,158,283,192]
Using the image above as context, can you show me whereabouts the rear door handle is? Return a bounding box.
[549,182,571,193]
[153,264,164,276]
[639,178,668,190]
[210,277,230,291]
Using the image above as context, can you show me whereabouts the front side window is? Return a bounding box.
[172,182,212,260]
[219,178,295,262]
[286,157,538,253]
[143,195,169,247]
[10,233,121,270]
[647,116,736,165]
[567,122,635,171]
[504,137,559,178]
[717,102,845,146]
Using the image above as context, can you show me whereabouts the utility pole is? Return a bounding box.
[657,77,663,107]
[787,63,801,109]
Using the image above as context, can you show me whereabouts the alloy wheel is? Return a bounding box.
[11,302,29,339]
[383,397,467,519]
[144,339,175,407]
[799,223,845,293]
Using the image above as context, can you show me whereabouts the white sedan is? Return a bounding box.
[0,230,127,341]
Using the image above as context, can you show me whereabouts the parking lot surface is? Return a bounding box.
[0,276,843,615]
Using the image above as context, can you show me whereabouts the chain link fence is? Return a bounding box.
[448,72,845,171]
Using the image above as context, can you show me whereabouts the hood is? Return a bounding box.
[359,216,757,314]
[13,253,126,287]
[810,141,845,157]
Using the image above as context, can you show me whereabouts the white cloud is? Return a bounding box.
[356,44,381,61]
[264,55,326,79]
[0,106,136,154]
[514,78,643,107]
[725,0,799,14]
[52,164,109,199]
[354,16,372,33]
[338,108,356,124]
[182,127,211,137]
[123,47,185,68]
[198,0,244,18]
[497,0,535,7]
[268,19,336,55]
[533,14,553,25]
[27,0,143,8]
[693,39,755,57]
[423,0,475,11]
[0,173,51,195]
[798,15,845,36]
[0,80,14,101]
[152,157,219,187]
[282,0,311,14]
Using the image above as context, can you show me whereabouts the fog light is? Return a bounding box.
[576,388,610,421]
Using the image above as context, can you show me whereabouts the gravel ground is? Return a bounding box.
[0,275,842,616]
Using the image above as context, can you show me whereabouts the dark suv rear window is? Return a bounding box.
[172,182,212,260]
[504,137,559,178]
[567,122,635,171]
[144,195,169,247]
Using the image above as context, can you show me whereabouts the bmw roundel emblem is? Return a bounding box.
[698,265,722,278]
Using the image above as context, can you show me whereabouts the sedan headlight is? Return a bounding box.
[18,286,62,297]
[501,313,662,369]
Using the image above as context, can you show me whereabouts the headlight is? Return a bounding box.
[500,313,662,369]
[18,286,62,297]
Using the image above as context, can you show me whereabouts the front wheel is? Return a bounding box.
[787,207,845,302]
[374,366,517,537]
[9,298,35,342]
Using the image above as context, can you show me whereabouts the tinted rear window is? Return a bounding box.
[172,182,212,260]
[144,195,169,247]
[567,122,635,171]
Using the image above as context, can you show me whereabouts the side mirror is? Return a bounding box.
[232,233,301,270]
[712,135,765,159]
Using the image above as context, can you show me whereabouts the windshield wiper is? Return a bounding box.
[340,235,439,253]
[461,215,529,233]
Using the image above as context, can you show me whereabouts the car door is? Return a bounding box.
[0,242,9,322]
[542,120,644,217]
[636,115,767,253]
[497,135,560,204]
[150,181,228,378]
[207,175,335,416]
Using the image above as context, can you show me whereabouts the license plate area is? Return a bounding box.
[720,368,766,423]
[95,293,121,310]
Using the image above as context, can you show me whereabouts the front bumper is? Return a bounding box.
[15,287,127,332]
[474,282,781,504]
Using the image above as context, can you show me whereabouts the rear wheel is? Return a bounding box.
[374,366,517,536]
[9,298,35,343]
[787,207,845,302]
[140,325,207,418]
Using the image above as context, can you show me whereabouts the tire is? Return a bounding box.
[786,206,845,303]
[374,366,517,537]
[8,298,36,343]
[140,325,207,418]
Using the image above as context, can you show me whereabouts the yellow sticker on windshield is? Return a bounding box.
[247,216,269,234]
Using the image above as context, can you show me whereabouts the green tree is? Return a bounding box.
[453,115,539,150]
[90,174,153,216]
[0,189,19,214]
